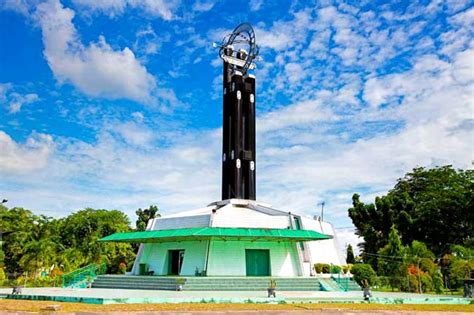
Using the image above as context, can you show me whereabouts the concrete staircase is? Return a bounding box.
[318,277,361,292]
[92,275,324,291]
[183,277,322,291]
[318,278,342,291]
[92,275,177,290]
[341,279,361,291]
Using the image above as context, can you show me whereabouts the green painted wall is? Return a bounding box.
[139,241,208,276]
[207,240,301,276]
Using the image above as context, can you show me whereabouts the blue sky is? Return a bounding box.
[0,0,473,249]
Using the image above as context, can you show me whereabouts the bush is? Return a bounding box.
[351,264,376,287]
[330,265,342,274]
[342,265,352,274]
[0,268,5,286]
[118,262,127,274]
[314,263,327,273]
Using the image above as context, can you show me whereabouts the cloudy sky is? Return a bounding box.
[0,0,472,251]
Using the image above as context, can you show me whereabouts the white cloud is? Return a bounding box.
[133,25,166,56]
[249,0,263,12]
[0,131,53,174]
[0,84,39,114]
[0,83,12,101]
[72,0,178,20]
[192,0,215,12]
[110,121,155,148]
[35,0,158,104]
[335,228,362,256]
[8,93,39,113]
[0,0,32,15]
[131,111,144,122]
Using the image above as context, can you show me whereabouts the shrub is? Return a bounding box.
[420,273,433,292]
[342,265,352,274]
[330,265,342,274]
[118,262,127,274]
[0,268,5,286]
[51,267,64,278]
[314,263,331,273]
[351,264,376,287]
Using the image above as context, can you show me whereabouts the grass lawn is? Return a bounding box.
[0,300,473,312]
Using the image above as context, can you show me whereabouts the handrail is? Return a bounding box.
[331,274,349,291]
[62,263,106,288]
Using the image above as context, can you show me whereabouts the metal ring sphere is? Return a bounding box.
[219,23,259,75]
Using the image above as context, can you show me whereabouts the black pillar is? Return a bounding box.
[221,49,256,200]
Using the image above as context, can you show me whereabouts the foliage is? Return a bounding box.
[314,263,331,273]
[135,205,160,231]
[176,278,186,285]
[0,206,137,279]
[351,264,376,287]
[440,245,474,289]
[118,262,127,274]
[376,226,407,290]
[346,244,355,264]
[348,166,473,262]
[330,265,341,274]
[432,272,444,294]
[342,265,352,274]
[0,268,5,286]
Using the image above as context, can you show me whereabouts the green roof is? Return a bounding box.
[99,227,331,243]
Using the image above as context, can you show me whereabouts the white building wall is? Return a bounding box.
[206,240,300,276]
[138,241,208,276]
[300,217,344,266]
[212,205,289,229]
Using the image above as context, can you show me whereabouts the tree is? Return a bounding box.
[447,245,474,289]
[346,244,355,264]
[349,166,473,259]
[1,205,137,280]
[0,207,38,273]
[60,209,136,272]
[377,226,407,290]
[351,264,376,287]
[135,205,160,231]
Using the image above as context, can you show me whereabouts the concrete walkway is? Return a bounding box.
[0,287,468,304]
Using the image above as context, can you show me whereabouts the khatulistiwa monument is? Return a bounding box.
[100,23,343,285]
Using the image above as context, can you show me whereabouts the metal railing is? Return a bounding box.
[331,274,352,291]
[62,263,106,288]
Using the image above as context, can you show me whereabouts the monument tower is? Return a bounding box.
[101,23,343,281]
[217,23,259,200]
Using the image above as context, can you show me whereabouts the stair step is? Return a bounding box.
[91,275,324,291]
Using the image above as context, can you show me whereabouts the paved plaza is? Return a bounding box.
[0,287,469,305]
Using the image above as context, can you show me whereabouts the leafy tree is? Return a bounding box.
[351,264,376,287]
[346,244,355,264]
[432,271,444,294]
[447,245,474,288]
[377,226,407,290]
[135,205,160,231]
[0,207,38,273]
[406,241,437,275]
[59,209,136,272]
[349,166,473,260]
[0,205,138,282]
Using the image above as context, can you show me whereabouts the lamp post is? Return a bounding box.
[318,201,325,221]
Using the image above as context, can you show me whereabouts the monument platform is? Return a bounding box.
[0,287,470,305]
